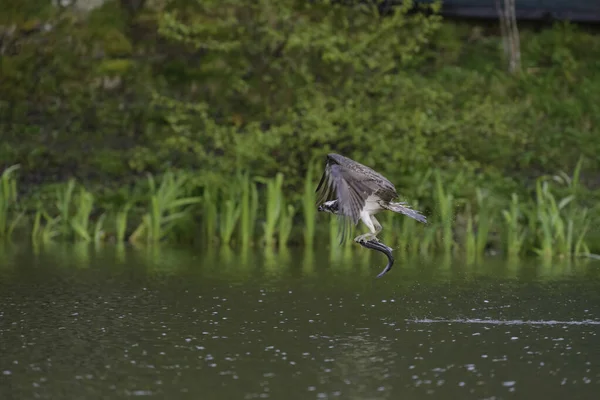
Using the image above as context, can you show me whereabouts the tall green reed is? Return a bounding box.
[93,213,106,243]
[115,203,131,243]
[31,179,96,242]
[420,222,438,257]
[464,203,476,264]
[219,198,241,246]
[396,169,432,255]
[573,209,591,258]
[203,187,218,244]
[239,172,259,247]
[70,186,94,242]
[55,178,76,238]
[474,188,495,258]
[130,172,202,244]
[434,169,455,255]
[256,173,285,247]
[31,208,61,244]
[278,204,296,249]
[461,188,495,260]
[534,179,566,259]
[0,165,23,239]
[532,178,591,260]
[502,193,527,258]
[302,161,317,247]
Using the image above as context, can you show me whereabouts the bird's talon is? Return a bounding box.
[354,234,379,244]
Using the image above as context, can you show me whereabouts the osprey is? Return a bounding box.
[316,153,427,245]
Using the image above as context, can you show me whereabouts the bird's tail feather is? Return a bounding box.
[384,202,427,224]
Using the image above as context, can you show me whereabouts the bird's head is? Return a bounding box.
[318,200,338,214]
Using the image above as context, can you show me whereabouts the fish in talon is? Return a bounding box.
[358,239,395,278]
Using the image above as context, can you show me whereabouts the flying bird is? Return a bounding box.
[315,153,427,245]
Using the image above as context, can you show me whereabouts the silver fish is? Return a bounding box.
[357,239,395,278]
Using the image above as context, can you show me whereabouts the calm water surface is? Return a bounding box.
[1,243,599,399]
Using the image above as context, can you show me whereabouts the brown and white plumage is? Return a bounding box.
[315,153,426,245]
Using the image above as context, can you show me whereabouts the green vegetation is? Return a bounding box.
[1,162,597,261]
[129,172,202,245]
[1,1,600,261]
[0,165,23,239]
[257,173,286,248]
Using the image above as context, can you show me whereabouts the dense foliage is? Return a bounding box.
[1,0,599,255]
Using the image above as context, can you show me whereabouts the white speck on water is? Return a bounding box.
[3,371,11,375]
[511,337,519,340]
[502,381,516,387]
[132,390,153,396]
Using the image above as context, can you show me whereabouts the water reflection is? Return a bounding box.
[0,243,599,399]
[327,331,395,400]
[2,241,596,283]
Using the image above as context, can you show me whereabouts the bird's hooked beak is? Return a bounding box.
[317,204,325,212]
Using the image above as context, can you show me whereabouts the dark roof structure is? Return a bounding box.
[416,0,600,23]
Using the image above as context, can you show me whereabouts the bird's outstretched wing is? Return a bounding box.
[315,155,382,244]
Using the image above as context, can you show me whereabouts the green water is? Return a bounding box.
[1,243,599,399]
